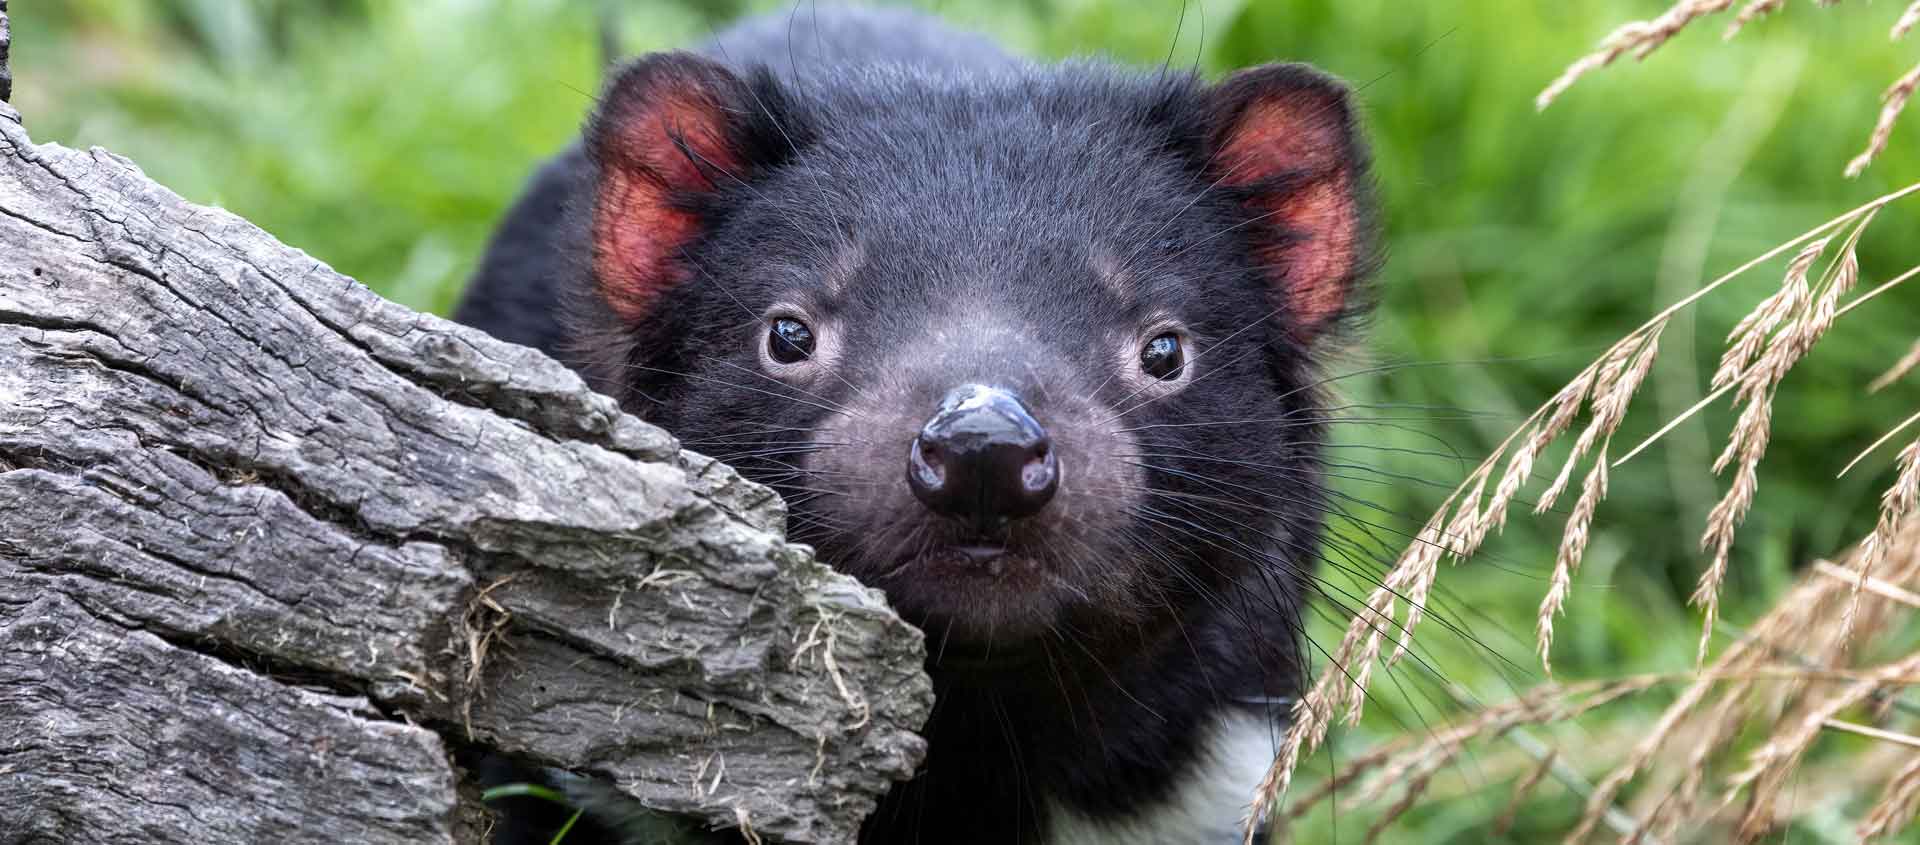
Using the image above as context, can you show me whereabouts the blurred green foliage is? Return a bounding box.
[12,1,1920,841]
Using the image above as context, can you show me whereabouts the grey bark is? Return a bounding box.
[0,33,930,844]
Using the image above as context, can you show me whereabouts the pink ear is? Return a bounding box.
[586,54,751,324]
[1208,64,1373,340]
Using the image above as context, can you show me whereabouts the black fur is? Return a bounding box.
[454,7,1376,844]
[455,147,589,354]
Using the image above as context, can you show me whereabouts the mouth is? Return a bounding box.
[916,533,1063,584]
[938,543,1019,575]
[856,533,1070,646]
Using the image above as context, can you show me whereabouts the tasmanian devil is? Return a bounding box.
[454,6,1377,844]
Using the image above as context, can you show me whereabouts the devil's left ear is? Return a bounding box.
[1205,63,1377,342]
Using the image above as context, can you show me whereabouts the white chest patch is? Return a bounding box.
[1043,715,1278,845]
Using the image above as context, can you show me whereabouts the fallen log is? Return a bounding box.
[0,8,930,842]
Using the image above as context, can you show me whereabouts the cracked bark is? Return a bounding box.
[0,21,931,844]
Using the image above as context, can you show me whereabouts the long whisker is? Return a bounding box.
[699,353,866,417]
[1132,497,1529,686]
[623,363,855,416]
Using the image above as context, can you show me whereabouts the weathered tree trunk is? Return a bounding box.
[0,8,931,843]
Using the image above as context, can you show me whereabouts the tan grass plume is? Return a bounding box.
[1244,6,1920,840]
[1245,179,1920,845]
[1539,0,1919,178]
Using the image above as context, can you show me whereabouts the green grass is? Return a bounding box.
[481,784,586,845]
[14,1,1920,840]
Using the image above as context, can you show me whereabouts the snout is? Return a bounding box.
[907,384,1059,528]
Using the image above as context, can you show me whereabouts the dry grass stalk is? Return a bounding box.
[1869,340,1920,393]
[1898,1,1920,40]
[1729,0,1787,37]
[1246,503,1463,837]
[1541,0,1920,177]
[1270,7,1920,839]
[1821,718,1920,750]
[1566,516,1920,842]
[1278,678,1655,836]
[1536,449,1605,674]
[1847,439,1920,612]
[1727,652,1920,840]
[1536,0,1741,110]
[1846,61,1920,178]
[1815,560,1920,609]
[1845,411,1920,475]
[1244,332,1668,832]
[1249,13,1920,830]
[1530,328,1665,670]
[1565,669,1726,842]
[1625,256,1920,477]
[1245,186,1920,841]
[1711,238,1825,391]
[1493,748,1559,836]
[1275,663,1919,842]
[1858,755,1920,841]
[1693,220,1869,660]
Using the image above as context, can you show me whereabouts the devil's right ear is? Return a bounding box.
[585,53,766,324]
[1201,63,1377,344]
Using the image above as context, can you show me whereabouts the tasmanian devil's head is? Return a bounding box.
[571,53,1377,666]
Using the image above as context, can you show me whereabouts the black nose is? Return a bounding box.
[907,384,1059,525]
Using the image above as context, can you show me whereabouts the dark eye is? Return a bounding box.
[1140,333,1184,380]
[768,317,815,364]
